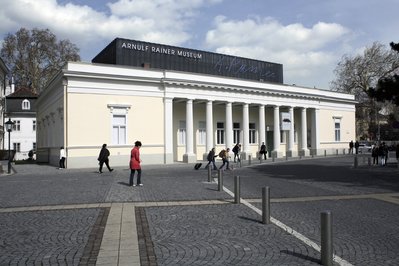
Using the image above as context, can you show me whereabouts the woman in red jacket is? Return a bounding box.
[129,141,142,186]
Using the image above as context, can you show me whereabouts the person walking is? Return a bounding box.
[396,143,399,164]
[219,148,231,170]
[259,142,267,160]
[98,144,113,173]
[59,146,66,169]
[129,141,143,186]
[232,143,241,163]
[205,148,217,170]
[349,140,354,154]
[371,144,379,165]
[354,140,359,154]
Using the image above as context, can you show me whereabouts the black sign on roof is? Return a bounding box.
[92,38,283,84]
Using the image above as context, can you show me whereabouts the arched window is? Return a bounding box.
[22,99,30,110]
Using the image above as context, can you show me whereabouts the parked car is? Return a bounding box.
[358,142,372,153]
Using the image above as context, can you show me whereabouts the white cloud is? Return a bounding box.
[0,0,220,59]
[205,16,351,88]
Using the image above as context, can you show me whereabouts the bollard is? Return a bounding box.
[234,175,240,204]
[208,166,212,182]
[368,157,371,166]
[336,149,338,156]
[248,154,252,165]
[272,153,275,162]
[324,150,327,157]
[321,211,333,266]
[218,169,223,191]
[343,149,346,155]
[354,155,358,168]
[262,187,270,224]
[286,154,288,160]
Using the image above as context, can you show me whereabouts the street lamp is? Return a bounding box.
[5,118,14,174]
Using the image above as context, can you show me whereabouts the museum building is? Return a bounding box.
[36,38,356,168]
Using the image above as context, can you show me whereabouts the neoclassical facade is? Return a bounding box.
[36,39,356,168]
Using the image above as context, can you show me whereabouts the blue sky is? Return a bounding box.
[1,0,398,89]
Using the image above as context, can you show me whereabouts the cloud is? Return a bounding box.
[205,16,350,88]
[0,0,221,59]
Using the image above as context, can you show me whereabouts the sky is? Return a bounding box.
[0,0,398,90]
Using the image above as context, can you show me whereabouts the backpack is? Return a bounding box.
[219,150,225,158]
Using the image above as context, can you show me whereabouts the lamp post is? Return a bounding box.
[5,118,14,174]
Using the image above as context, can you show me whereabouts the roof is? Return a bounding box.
[7,87,38,98]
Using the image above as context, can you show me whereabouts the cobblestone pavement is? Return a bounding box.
[0,155,398,265]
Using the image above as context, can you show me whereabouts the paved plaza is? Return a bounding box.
[0,154,398,265]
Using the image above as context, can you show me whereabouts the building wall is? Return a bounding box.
[36,62,357,168]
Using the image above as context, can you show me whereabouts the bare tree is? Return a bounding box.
[1,28,80,94]
[331,42,399,140]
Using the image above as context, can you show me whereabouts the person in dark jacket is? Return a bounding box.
[259,142,267,160]
[205,148,217,170]
[354,140,360,154]
[396,144,399,162]
[98,144,113,173]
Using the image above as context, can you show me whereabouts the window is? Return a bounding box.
[198,121,206,145]
[13,120,21,131]
[334,119,341,141]
[178,121,186,145]
[233,122,240,144]
[112,115,126,145]
[22,99,30,110]
[13,143,21,152]
[216,122,225,145]
[249,123,256,144]
[33,120,36,131]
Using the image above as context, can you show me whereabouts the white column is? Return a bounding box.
[259,105,265,148]
[243,103,250,154]
[164,97,173,163]
[206,100,214,152]
[273,106,280,153]
[301,107,308,153]
[186,99,194,154]
[183,99,196,163]
[311,108,320,154]
[288,107,295,152]
[225,102,233,149]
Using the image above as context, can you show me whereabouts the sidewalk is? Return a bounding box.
[0,155,398,265]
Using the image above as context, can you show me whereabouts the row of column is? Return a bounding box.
[164,98,319,163]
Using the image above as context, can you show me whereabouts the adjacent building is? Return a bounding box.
[36,38,356,168]
[0,57,9,149]
[4,87,38,160]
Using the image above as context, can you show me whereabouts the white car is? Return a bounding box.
[358,142,372,153]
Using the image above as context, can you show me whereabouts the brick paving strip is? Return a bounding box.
[1,193,398,265]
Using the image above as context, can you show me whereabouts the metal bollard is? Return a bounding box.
[272,153,275,162]
[208,166,212,182]
[343,149,346,155]
[354,155,358,168]
[248,154,252,165]
[368,157,371,166]
[321,211,333,266]
[262,187,270,224]
[336,149,338,156]
[218,169,223,191]
[324,150,327,157]
[234,175,240,204]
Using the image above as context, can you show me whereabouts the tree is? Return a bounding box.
[368,42,399,106]
[1,28,80,94]
[331,42,399,140]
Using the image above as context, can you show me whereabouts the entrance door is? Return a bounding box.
[266,131,274,158]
